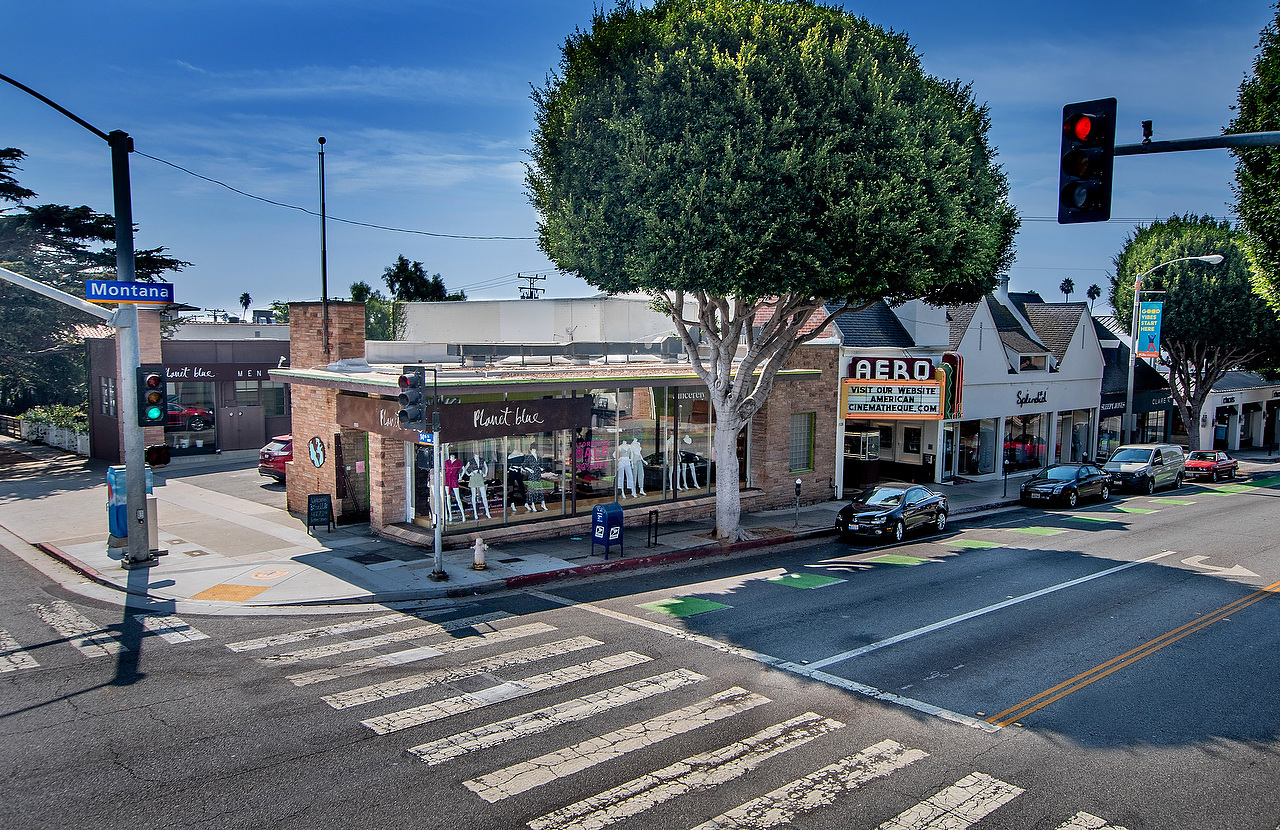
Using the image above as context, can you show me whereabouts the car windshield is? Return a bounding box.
[264,441,288,453]
[1037,467,1078,482]
[858,487,904,506]
[1188,451,1216,462]
[1108,448,1153,463]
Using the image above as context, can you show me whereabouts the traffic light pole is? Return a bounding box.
[1115,130,1280,156]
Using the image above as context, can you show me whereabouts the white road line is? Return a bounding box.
[259,615,539,665]
[0,628,39,671]
[31,601,124,658]
[409,668,706,766]
[134,614,209,643]
[690,738,928,829]
[1054,811,1129,830]
[875,772,1023,830]
[322,636,602,708]
[466,687,770,803]
[526,713,845,830]
[225,610,510,652]
[532,590,996,733]
[361,651,652,736]
[807,549,1179,670]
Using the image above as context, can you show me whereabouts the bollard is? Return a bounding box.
[472,537,488,570]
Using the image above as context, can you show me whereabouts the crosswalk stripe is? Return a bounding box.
[1054,811,1128,830]
[1,628,40,671]
[409,668,707,766]
[690,738,929,829]
[322,636,603,707]
[31,601,124,658]
[225,610,510,652]
[258,614,534,665]
[134,613,209,643]
[465,687,770,803]
[874,771,1023,830]
[291,622,562,691]
[526,712,845,830]
[362,651,652,736]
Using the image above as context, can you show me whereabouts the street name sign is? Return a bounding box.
[85,280,175,305]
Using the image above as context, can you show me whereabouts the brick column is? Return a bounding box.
[367,432,407,531]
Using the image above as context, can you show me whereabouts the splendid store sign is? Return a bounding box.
[842,378,942,420]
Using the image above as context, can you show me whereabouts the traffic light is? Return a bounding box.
[135,365,168,427]
[1058,97,1117,224]
[397,366,427,431]
[145,444,171,467]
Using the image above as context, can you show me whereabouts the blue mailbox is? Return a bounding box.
[591,501,624,559]
[107,465,153,540]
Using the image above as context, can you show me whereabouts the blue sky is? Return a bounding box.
[3,1,1274,317]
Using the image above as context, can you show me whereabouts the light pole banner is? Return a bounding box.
[1136,301,1163,358]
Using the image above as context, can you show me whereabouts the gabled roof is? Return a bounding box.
[823,301,915,348]
[988,298,1046,355]
[1213,370,1280,392]
[1022,303,1088,362]
[946,304,978,350]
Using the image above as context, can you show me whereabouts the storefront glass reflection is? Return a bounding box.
[166,380,216,454]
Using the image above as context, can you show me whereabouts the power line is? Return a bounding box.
[134,150,537,241]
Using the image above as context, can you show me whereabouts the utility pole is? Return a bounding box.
[518,273,546,300]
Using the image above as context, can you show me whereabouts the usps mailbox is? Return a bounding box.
[591,501,624,559]
[106,465,153,540]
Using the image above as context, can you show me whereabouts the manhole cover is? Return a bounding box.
[251,569,289,580]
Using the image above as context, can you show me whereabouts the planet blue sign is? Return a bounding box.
[86,280,175,305]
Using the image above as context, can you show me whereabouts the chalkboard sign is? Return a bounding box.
[307,493,335,534]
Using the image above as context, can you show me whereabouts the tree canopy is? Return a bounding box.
[381,254,465,302]
[1108,215,1280,449]
[350,280,404,341]
[1230,3,1280,308]
[529,0,1018,539]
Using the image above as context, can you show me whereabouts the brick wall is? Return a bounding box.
[748,344,839,509]
[367,432,406,531]
[289,301,366,369]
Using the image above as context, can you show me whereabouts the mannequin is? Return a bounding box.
[525,444,547,511]
[665,436,680,491]
[627,436,646,496]
[613,440,637,499]
[444,453,466,522]
[464,453,492,520]
[679,434,699,489]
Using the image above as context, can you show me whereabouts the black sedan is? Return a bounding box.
[1019,462,1111,508]
[835,483,948,543]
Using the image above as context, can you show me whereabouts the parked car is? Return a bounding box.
[167,400,213,431]
[1185,450,1238,481]
[1102,443,1185,494]
[835,483,948,543]
[258,435,292,482]
[1019,463,1112,508]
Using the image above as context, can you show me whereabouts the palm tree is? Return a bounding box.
[1086,283,1102,311]
[1059,277,1075,302]
[239,292,252,321]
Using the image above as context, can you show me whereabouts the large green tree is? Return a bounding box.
[0,148,188,414]
[529,0,1018,539]
[1109,215,1280,451]
[1230,3,1280,308]
[350,280,405,341]
[381,255,466,302]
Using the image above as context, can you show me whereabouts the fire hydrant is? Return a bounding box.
[472,536,488,570]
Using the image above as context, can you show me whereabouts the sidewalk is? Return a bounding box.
[5,433,1273,611]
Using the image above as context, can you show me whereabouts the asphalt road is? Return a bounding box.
[3,474,1279,830]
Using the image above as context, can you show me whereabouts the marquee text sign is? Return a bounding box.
[842,378,942,419]
[848,356,936,381]
[337,394,592,442]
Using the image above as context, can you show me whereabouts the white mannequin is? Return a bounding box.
[679,434,699,489]
[444,452,466,522]
[627,437,646,495]
[464,453,492,520]
[665,436,680,491]
[614,440,637,499]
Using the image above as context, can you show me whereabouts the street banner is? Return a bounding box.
[1136,301,1163,358]
[85,280,175,305]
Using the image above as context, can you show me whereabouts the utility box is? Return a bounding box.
[106,465,153,542]
[591,501,624,559]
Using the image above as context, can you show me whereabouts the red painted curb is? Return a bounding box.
[34,542,118,590]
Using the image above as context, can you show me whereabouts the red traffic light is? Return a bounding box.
[1066,113,1096,142]
[143,372,164,389]
[398,373,422,390]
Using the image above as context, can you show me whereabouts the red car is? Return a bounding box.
[1185,450,1238,481]
[167,400,213,431]
[259,435,292,482]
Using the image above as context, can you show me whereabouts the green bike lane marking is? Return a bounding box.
[638,597,731,618]
[1006,526,1069,536]
[766,573,847,589]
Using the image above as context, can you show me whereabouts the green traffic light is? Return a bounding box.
[145,406,163,421]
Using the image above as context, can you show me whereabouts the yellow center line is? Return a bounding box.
[988,580,1280,728]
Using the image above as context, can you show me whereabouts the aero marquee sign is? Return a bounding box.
[843,356,945,420]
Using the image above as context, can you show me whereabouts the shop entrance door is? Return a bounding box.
[942,425,955,480]
[216,404,265,450]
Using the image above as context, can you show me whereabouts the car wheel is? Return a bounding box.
[1144,477,1156,495]
[891,520,904,543]
[1174,473,1182,490]
[1100,484,1110,501]
[1212,469,1220,482]
[935,510,948,532]
[1066,489,1078,508]
[1230,467,1237,479]
[188,416,207,431]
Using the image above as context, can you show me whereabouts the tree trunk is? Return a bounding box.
[712,417,746,541]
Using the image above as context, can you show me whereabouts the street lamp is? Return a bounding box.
[1122,254,1225,444]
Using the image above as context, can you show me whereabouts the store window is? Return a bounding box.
[958,418,997,476]
[1004,412,1048,472]
[166,380,216,454]
[262,381,289,417]
[234,381,260,406]
[1097,415,1122,461]
[789,412,815,472]
[100,376,116,417]
[677,388,713,494]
